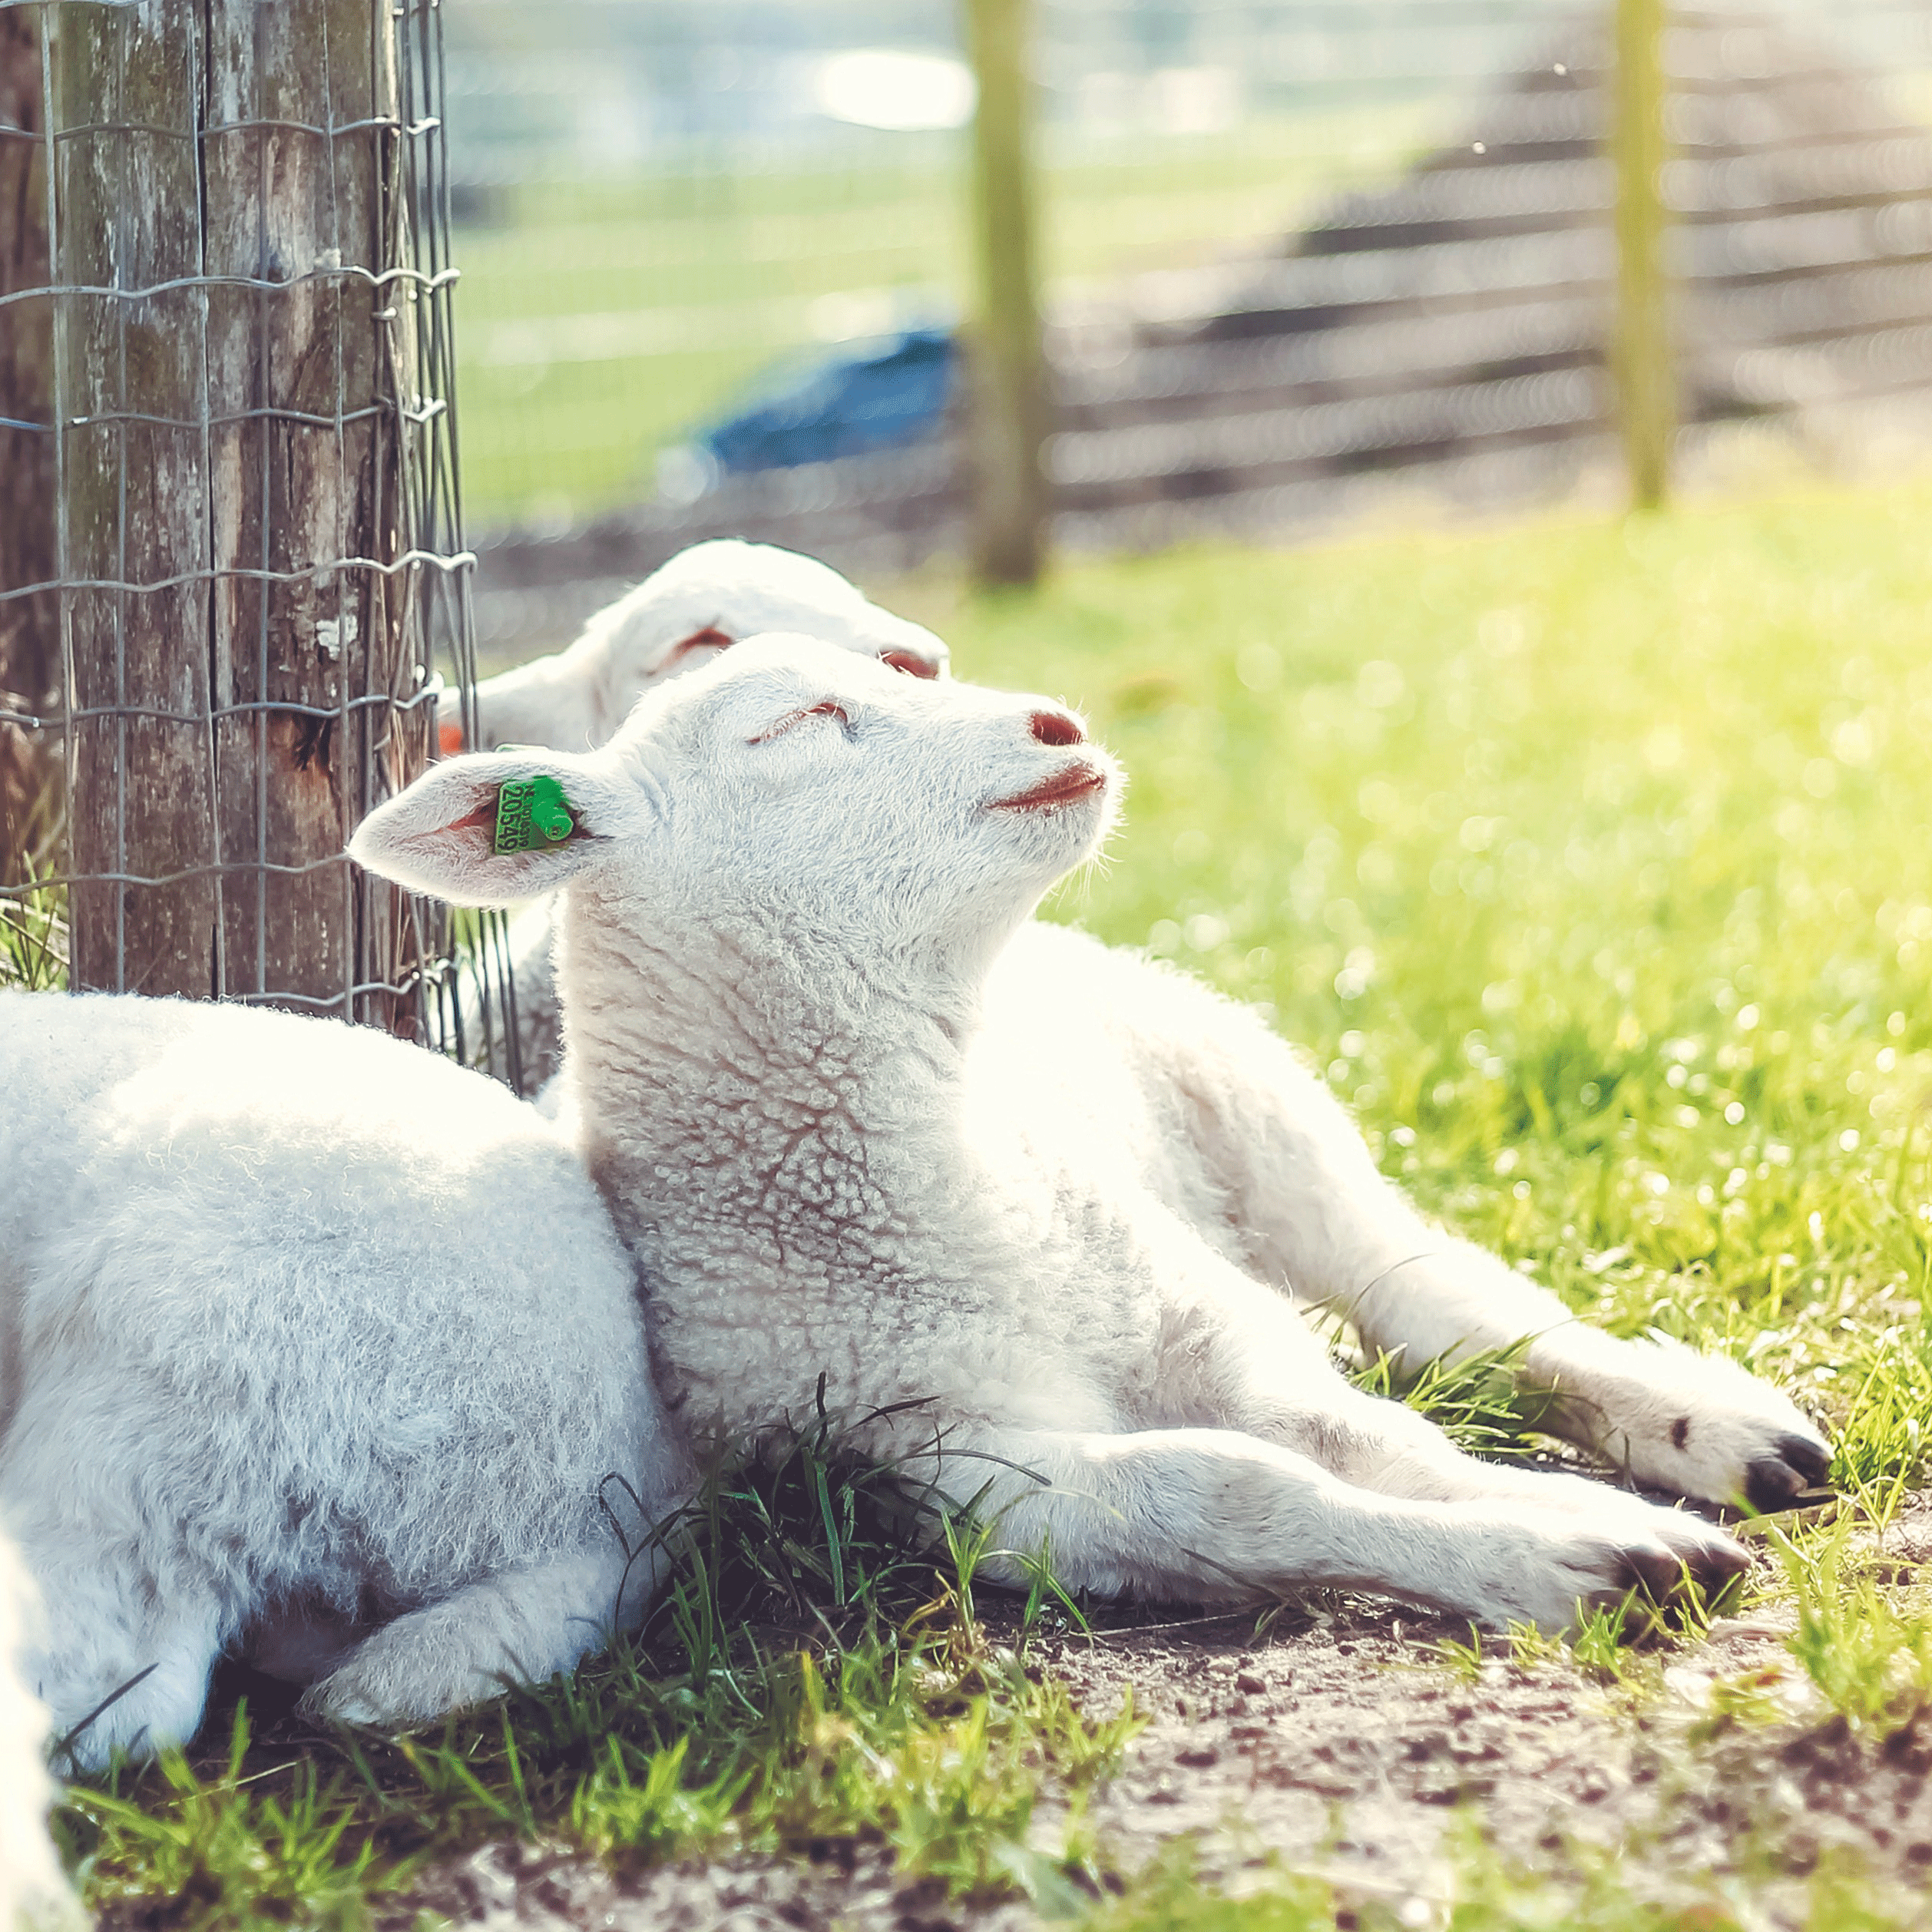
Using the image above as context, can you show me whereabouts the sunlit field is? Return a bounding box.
[58,476,1932,1928]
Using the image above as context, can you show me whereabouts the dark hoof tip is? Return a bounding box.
[1745,1456,1806,1514]
[1695,1540,1752,1590]
[1619,1547,1682,1600]
[1743,1430,1835,1513]
[1775,1431,1833,1487]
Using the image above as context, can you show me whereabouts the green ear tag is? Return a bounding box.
[492,773,575,855]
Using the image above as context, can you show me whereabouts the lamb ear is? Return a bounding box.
[350,750,617,906]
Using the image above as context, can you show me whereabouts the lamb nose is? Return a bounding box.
[1030,710,1083,747]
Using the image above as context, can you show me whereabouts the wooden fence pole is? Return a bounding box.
[1613,0,1673,509]
[962,0,1050,587]
[58,0,424,1020]
[200,0,409,1021]
[57,0,222,994]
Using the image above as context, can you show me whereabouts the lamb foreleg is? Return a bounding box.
[1121,997,1830,1509]
[892,1421,1735,1633]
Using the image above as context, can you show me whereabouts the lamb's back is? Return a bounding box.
[0,991,667,1588]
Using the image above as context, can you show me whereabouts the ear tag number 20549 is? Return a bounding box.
[493,774,575,855]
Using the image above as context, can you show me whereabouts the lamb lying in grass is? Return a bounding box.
[356,637,1831,1630]
[451,551,1824,1517]
[454,538,950,1090]
[0,992,686,1768]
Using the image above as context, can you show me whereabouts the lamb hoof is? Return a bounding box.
[1744,1432,1834,1513]
[1596,1343,1835,1510]
[306,1685,385,1729]
[1614,1542,1688,1601]
[1613,1531,1748,1610]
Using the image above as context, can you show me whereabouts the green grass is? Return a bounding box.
[455,104,1437,524]
[52,473,1932,1925]
[1076,1817,1932,1932]
[66,1649,1123,1926]
[1768,1514,1932,1745]
[0,857,65,992]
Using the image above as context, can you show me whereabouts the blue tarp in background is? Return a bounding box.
[692,326,956,475]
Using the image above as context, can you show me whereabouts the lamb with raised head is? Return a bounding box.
[0,991,686,1769]
[354,638,1831,1631]
[454,538,951,1091]
[471,548,1830,1514]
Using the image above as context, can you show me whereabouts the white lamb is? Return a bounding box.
[353,638,1831,1633]
[0,1528,70,1930]
[0,991,687,1770]
[453,538,951,1091]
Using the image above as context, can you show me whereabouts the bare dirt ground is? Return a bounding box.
[383,1500,1932,1932]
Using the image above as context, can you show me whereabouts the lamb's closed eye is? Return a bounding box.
[748,700,850,746]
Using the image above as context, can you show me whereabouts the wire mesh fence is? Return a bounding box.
[440,0,1932,661]
[0,0,523,1080]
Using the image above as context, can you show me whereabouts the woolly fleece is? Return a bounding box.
[0,1528,69,1928]
[0,992,685,1768]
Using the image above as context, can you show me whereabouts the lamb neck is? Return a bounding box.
[560,901,985,1291]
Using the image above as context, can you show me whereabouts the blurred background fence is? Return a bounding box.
[447,0,1932,661]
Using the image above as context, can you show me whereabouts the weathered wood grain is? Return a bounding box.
[204,0,379,1011]
[56,0,426,1024]
[57,0,220,994]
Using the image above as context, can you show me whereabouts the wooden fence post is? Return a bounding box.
[1613,0,1673,509]
[962,0,1050,587]
[55,0,426,1019]
[56,0,222,995]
